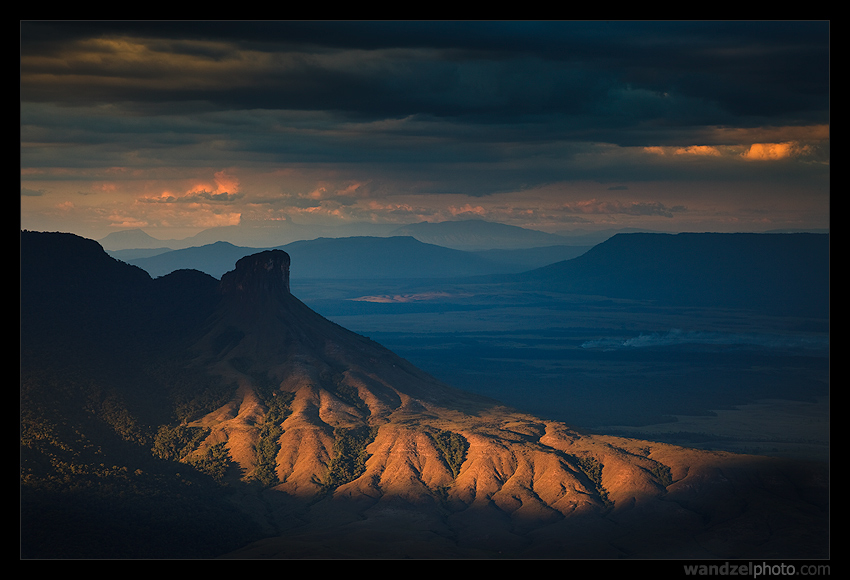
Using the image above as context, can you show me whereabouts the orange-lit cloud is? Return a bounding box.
[742,142,810,161]
[643,145,723,157]
[141,170,243,204]
[74,170,249,233]
[213,170,240,194]
[674,145,721,156]
[299,181,366,202]
[304,186,328,200]
[449,204,487,217]
[146,191,180,204]
[184,170,243,201]
[366,200,418,213]
[337,182,365,197]
[643,139,820,162]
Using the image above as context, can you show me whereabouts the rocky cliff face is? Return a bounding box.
[219,249,291,298]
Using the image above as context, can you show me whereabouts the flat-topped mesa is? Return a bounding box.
[219,250,291,299]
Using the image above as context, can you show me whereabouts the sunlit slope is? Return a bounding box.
[183,245,829,558]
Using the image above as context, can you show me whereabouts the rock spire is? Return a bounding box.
[219,249,291,299]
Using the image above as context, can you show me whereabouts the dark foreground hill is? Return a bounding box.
[20,230,829,559]
[515,232,829,317]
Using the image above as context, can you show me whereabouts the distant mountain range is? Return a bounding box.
[107,229,832,321]
[107,229,831,321]
[387,219,572,250]
[513,232,830,317]
[117,236,592,280]
[98,219,629,252]
[98,221,400,251]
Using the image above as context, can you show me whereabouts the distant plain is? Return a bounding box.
[294,278,829,463]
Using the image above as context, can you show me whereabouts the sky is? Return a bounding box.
[20,21,830,242]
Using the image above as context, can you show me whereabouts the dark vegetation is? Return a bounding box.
[20,231,262,558]
[20,363,262,558]
[648,461,673,487]
[330,381,369,415]
[147,358,239,424]
[186,442,233,483]
[251,371,295,487]
[428,430,468,505]
[320,426,380,493]
[429,429,469,478]
[151,424,210,461]
[569,454,612,508]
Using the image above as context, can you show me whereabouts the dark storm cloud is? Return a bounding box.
[21,21,829,134]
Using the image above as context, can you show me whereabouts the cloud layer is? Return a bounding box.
[20,21,830,239]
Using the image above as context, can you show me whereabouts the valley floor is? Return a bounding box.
[595,396,829,462]
[295,279,830,464]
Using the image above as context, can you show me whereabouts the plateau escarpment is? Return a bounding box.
[20,231,829,559]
